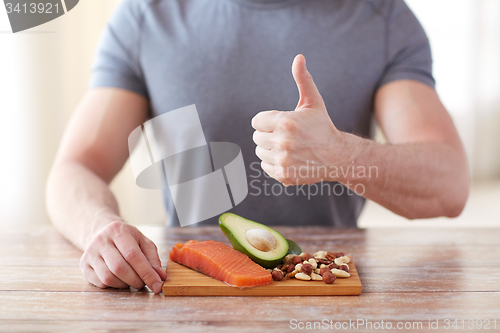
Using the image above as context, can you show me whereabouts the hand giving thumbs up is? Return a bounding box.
[251,54,346,186]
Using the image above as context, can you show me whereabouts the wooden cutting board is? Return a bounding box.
[162,259,362,296]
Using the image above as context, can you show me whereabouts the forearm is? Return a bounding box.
[46,162,123,250]
[334,133,469,219]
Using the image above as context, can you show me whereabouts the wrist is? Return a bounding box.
[325,131,373,184]
[82,215,124,250]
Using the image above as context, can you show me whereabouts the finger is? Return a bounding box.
[253,131,275,150]
[251,110,282,132]
[91,257,130,289]
[255,146,275,164]
[114,236,163,294]
[261,161,276,178]
[81,264,107,289]
[139,236,168,281]
[101,246,145,290]
[292,54,325,110]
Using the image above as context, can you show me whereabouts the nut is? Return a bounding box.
[287,264,296,273]
[295,272,311,281]
[316,258,331,265]
[322,271,336,284]
[320,264,327,269]
[281,264,289,272]
[308,258,318,269]
[340,263,349,273]
[292,256,304,265]
[283,254,296,265]
[295,263,303,272]
[310,272,323,281]
[301,263,313,275]
[330,268,350,278]
[314,268,321,274]
[319,266,330,276]
[301,252,313,261]
[328,263,339,270]
[265,269,273,273]
[325,252,336,261]
[272,269,284,281]
[286,270,298,279]
[334,256,350,266]
[314,251,327,259]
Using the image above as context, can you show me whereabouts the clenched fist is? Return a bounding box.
[252,54,351,186]
[80,221,167,293]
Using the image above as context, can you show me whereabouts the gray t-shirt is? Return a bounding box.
[90,0,434,228]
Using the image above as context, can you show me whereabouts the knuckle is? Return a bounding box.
[108,260,126,276]
[140,269,157,284]
[123,248,139,263]
[101,273,116,286]
[278,139,293,152]
[279,119,297,133]
[251,113,262,129]
[148,240,158,252]
[79,254,87,269]
[107,221,124,234]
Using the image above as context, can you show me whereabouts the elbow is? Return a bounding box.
[444,184,469,218]
[404,176,470,220]
[441,172,470,218]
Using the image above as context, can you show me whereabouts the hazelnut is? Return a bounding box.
[340,263,349,273]
[301,253,313,261]
[287,264,296,273]
[322,271,336,284]
[272,269,284,281]
[301,263,313,275]
[283,254,296,265]
[328,263,339,270]
[319,266,330,276]
[292,256,303,265]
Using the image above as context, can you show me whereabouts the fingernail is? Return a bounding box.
[153,282,162,293]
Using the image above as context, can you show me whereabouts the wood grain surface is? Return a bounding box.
[1,225,499,333]
[162,259,362,296]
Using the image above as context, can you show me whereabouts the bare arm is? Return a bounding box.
[252,54,469,219]
[346,80,470,218]
[46,88,167,292]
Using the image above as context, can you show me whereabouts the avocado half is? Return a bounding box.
[219,213,289,269]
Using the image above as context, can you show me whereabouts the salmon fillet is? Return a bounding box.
[169,240,272,287]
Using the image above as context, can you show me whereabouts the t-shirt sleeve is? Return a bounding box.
[377,0,435,89]
[88,0,149,99]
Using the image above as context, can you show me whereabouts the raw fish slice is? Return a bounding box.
[169,240,272,287]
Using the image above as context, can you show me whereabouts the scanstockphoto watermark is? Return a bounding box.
[290,318,498,330]
[248,162,379,199]
[290,319,423,330]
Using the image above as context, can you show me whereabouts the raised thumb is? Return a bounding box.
[292,54,325,110]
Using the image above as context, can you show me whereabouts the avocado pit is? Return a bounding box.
[245,229,276,252]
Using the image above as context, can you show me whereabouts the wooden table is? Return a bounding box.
[1,225,499,332]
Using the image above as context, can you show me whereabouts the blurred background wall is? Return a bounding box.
[0,0,499,229]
